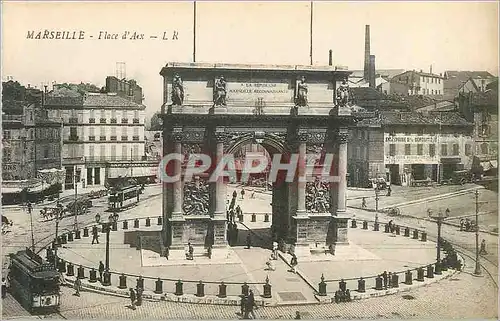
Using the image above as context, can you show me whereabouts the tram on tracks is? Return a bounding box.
[108,185,140,212]
[7,248,61,312]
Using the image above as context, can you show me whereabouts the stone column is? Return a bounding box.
[296,132,308,217]
[211,130,228,250]
[335,128,350,244]
[172,131,183,218]
[168,129,185,254]
[337,129,348,213]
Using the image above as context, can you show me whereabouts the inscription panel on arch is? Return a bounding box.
[226,81,293,103]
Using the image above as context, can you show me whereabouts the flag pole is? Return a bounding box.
[193,0,197,63]
[310,1,313,65]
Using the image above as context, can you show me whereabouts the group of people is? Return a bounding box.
[380,270,396,289]
[334,289,351,303]
[129,286,143,310]
[459,218,476,232]
[240,289,258,319]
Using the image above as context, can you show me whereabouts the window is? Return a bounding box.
[70,127,77,140]
[465,144,472,156]
[481,143,489,154]
[133,145,139,158]
[111,127,117,136]
[405,144,411,155]
[100,127,105,141]
[441,144,448,156]
[356,147,360,159]
[134,110,139,119]
[3,130,11,139]
[110,145,116,160]
[122,145,128,159]
[4,148,11,162]
[44,147,49,158]
[88,127,95,140]
[431,89,434,95]
[89,145,95,157]
[452,144,459,155]
[358,130,362,140]
[111,110,117,119]
[429,144,436,157]
[389,144,396,156]
[100,145,105,159]
[417,144,423,155]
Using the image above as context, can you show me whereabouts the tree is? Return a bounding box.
[55,82,101,95]
[148,112,162,131]
[2,81,26,102]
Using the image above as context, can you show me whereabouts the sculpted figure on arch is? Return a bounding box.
[171,73,184,106]
[295,75,308,107]
[336,78,350,107]
[214,75,227,106]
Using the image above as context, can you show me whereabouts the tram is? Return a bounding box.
[108,185,140,212]
[8,248,61,312]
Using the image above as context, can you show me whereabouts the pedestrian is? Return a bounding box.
[290,254,298,273]
[272,241,278,260]
[91,229,100,244]
[233,190,238,199]
[240,295,247,317]
[187,242,194,260]
[246,234,252,249]
[294,311,301,319]
[460,219,464,231]
[266,256,275,271]
[27,202,33,215]
[135,286,143,306]
[480,239,487,254]
[382,271,388,289]
[361,197,367,208]
[129,288,136,310]
[241,189,245,199]
[246,289,257,319]
[388,272,392,288]
[465,219,471,231]
[98,261,104,281]
[73,278,81,296]
[2,277,7,299]
[387,185,392,196]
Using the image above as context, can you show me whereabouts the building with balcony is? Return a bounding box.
[45,88,149,189]
[348,111,474,187]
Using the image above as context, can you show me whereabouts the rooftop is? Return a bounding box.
[444,71,495,91]
[45,88,145,109]
[358,111,472,127]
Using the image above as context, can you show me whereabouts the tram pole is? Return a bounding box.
[474,189,481,275]
[29,204,35,252]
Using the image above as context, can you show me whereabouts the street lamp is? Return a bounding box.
[374,184,380,213]
[428,208,450,273]
[74,172,79,231]
[474,189,481,276]
[95,213,118,286]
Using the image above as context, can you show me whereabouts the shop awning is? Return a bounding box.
[38,168,66,185]
[108,167,157,178]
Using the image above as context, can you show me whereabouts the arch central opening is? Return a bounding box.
[225,137,291,250]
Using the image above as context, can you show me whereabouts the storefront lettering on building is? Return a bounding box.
[385,135,438,144]
[385,154,439,164]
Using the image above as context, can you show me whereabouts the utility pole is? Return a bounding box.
[74,172,78,231]
[428,208,450,274]
[29,204,35,252]
[193,0,197,63]
[474,189,481,275]
[309,1,313,65]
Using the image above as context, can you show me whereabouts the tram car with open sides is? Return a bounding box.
[8,248,60,312]
[108,185,140,212]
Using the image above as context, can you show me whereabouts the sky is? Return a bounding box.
[2,1,499,119]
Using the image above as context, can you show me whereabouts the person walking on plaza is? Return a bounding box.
[460,219,465,231]
[382,271,388,289]
[129,288,136,310]
[246,289,257,319]
[2,277,7,299]
[290,254,298,273]
[480,239,488,254]
[387,185,392,196]
[91,228,100,244]
[241,189,245,199]
[240,294,247,318]
[73,277,81,296]
[266,256,275,271]
[98,261,104,281]
[272,241,278,260]
[361,197,367,209]
[246,234,252,249]
[294,311,301,319]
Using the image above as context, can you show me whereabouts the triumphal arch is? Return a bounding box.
[159,62,365,257]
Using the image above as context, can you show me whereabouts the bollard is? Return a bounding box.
[375,276,383,290]
[61,234,67,244]
[362,221,368,230]
[318,274,327,296]
[75,230,81,239]
[395,225,400,235]
[405,270,413,285]
[157,216,162,225]
[404,227,410,237]
[374,223,379,231]
[83,227,89,237]
[154,278,163,294]
[339,279,346,292]
[58,260,66,273]
[123,220,128,230]
[357,277,365,293]
[218,282,227,298]
[146,218,151,227]
[421,232,427,242]
[263,276,272,298]
[136,276,144,290]
[77,265,84,279]
[413,230,419,239]
[102,271,111,286]
[118,274,127,289]
[89,268,97,283]
[264,214,269,222]
[251,214,256,222]
[241,282,249,296]
[435,262,442,275]
[175,280,183,296]
[134,219,139,228]
[426,265,434,278]
[351,219,357,228]
[391,273,399,288]
[441,259,448,271]
[417,267,425,282]
[66,263,75,276]
[67,232,74,242]
[384,224,390,233]
[112,221,117,231]
[196,281,205,297]
[239,214,244,222]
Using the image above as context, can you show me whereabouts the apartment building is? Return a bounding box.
[389,70,445,96]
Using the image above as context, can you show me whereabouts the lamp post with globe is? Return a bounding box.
[95,213,118,286]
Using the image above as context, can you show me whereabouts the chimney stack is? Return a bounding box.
[328,50,333,66]
[363,25,371,82]
[430,65,433,74]
[369,55,376,88]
